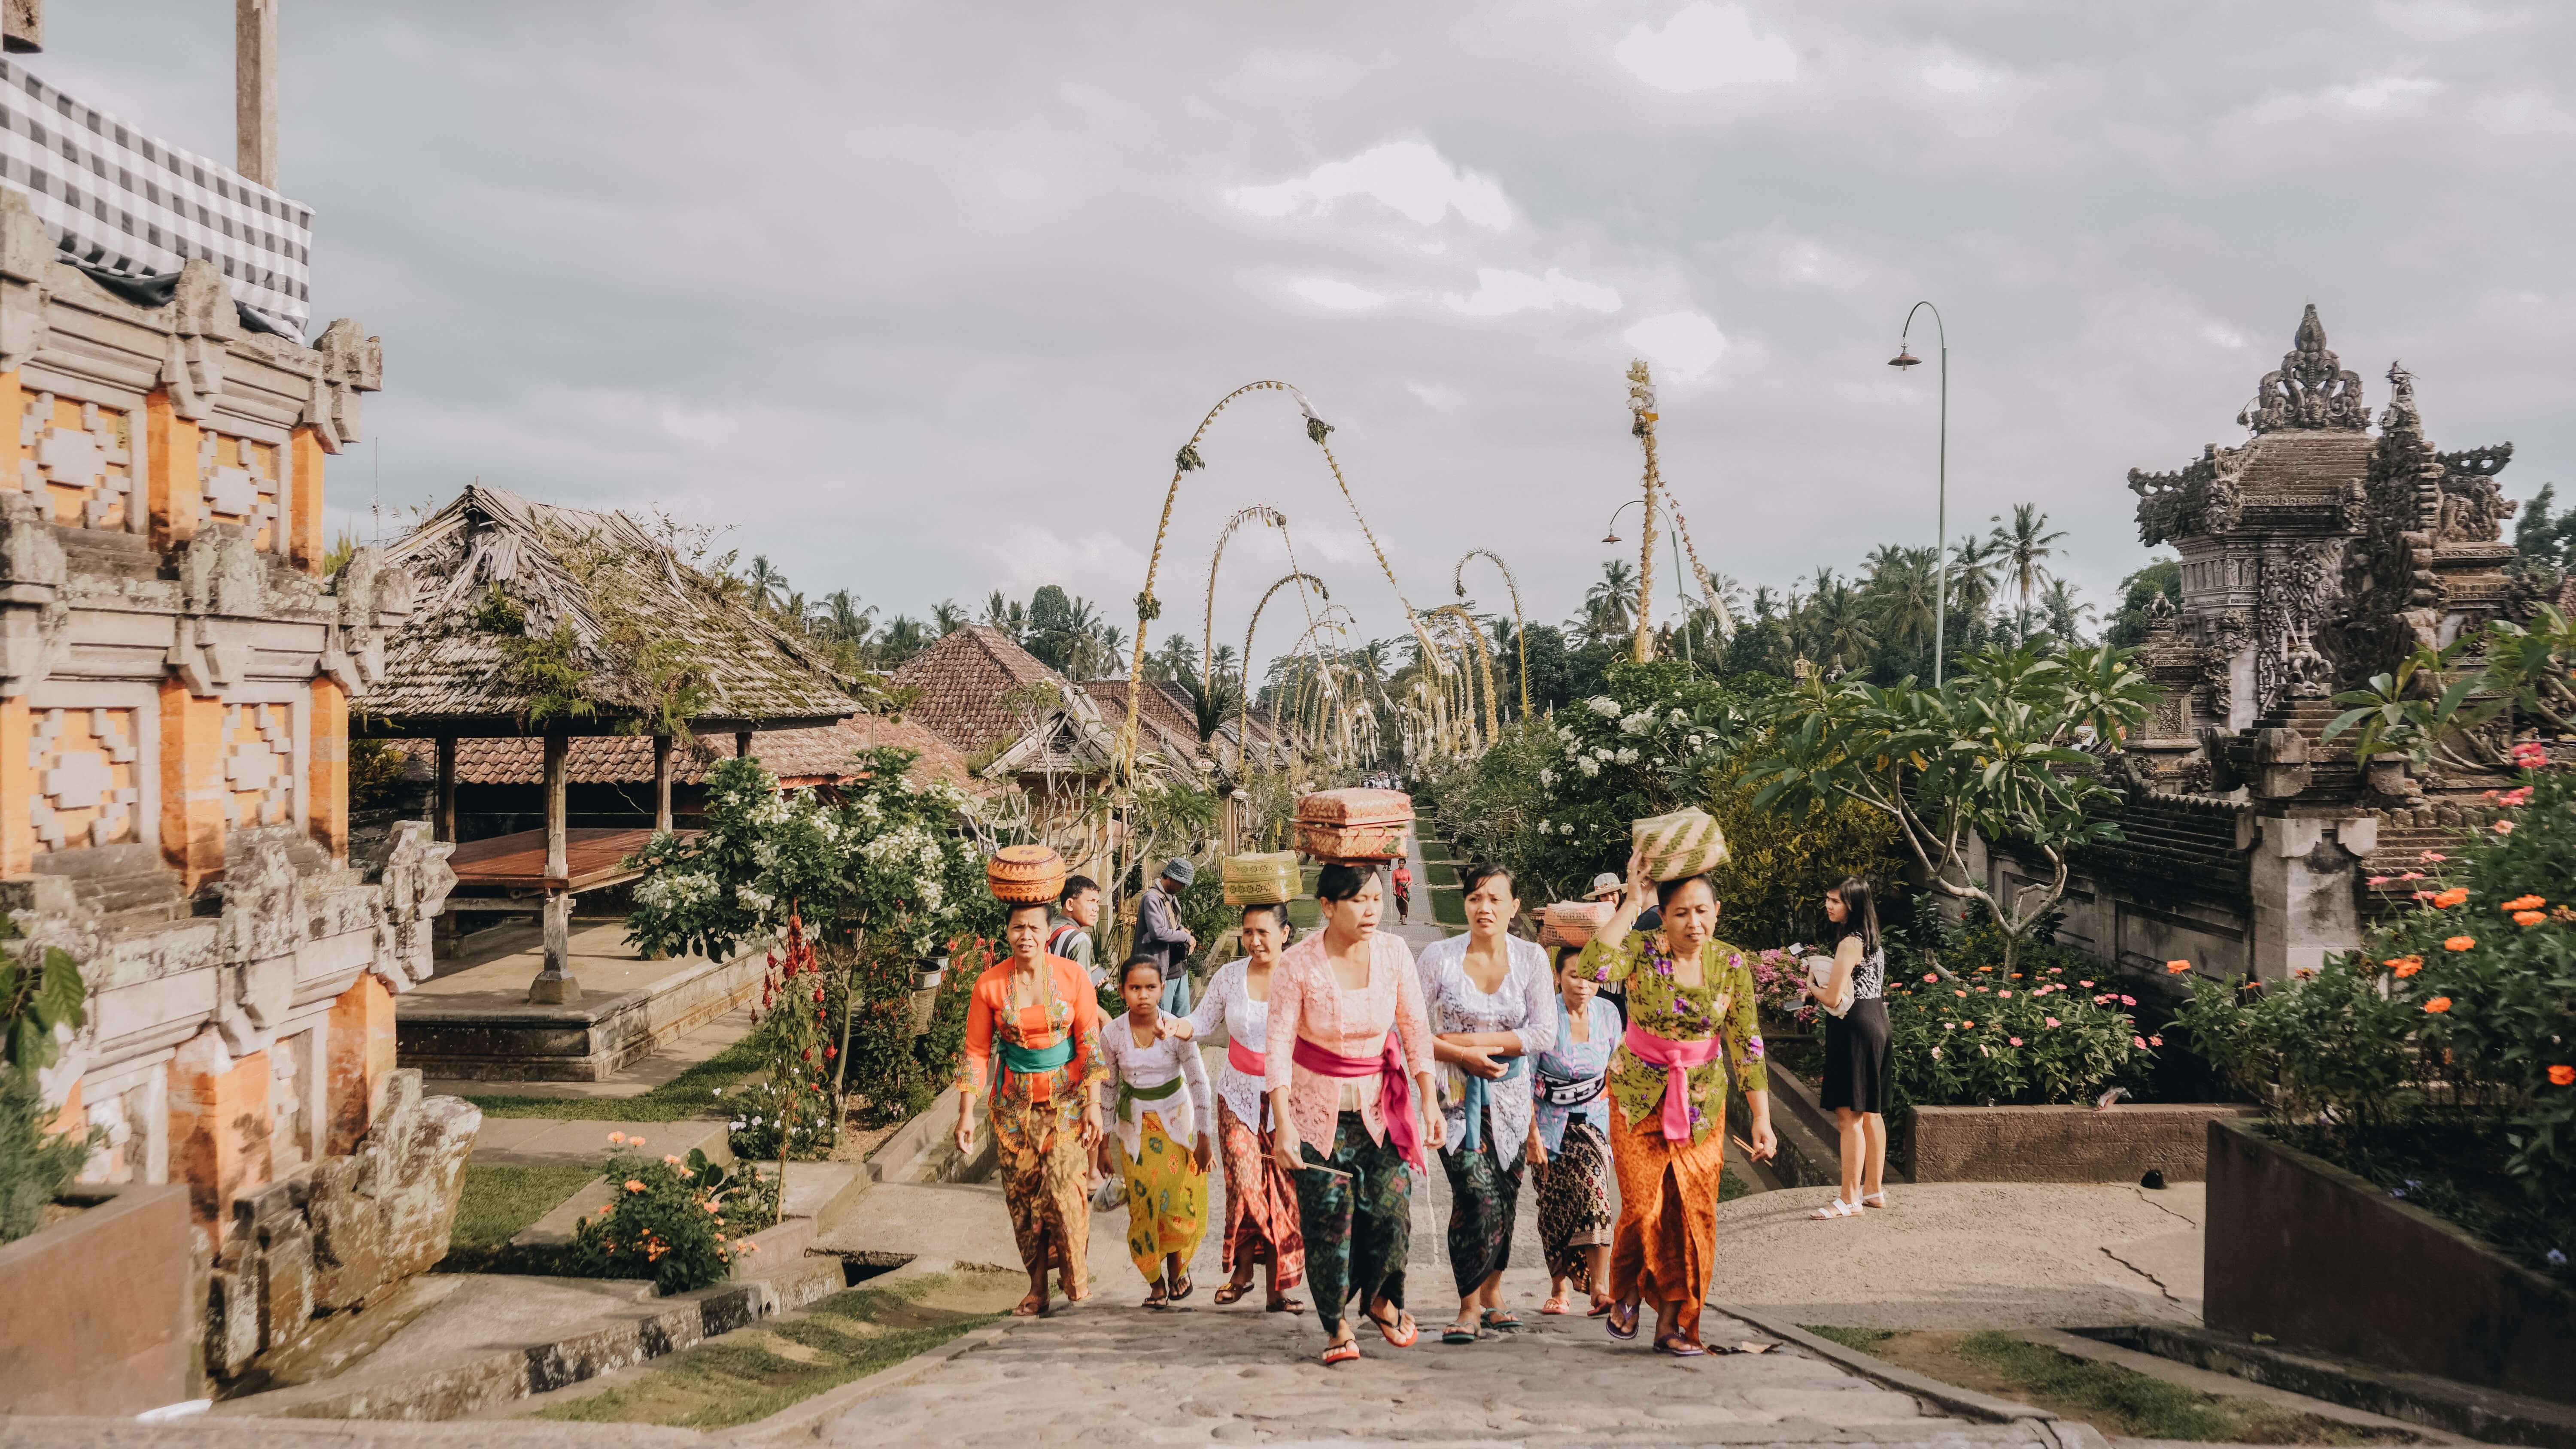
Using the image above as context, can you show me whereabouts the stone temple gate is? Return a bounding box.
[1968,306,2549,986]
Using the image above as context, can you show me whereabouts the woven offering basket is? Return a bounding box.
[985,843,1066,904]
[1537,900,1615,950]
[1222,852,1301,906]
[1294,788,1412,863]
[1631,808,1727,881]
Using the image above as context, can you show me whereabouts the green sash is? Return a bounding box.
[1116,1072,1182,1120]
[999,1037,1075,1076]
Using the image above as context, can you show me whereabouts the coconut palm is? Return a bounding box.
[1809,573,1877,672]
[1864,546,1941,657]
[1990,504,2068,611]
[819,589,875,645]
[1577,559,1639,648]
[2040,579,2092,644]
[745,555,786,617]
[931,600,968,636]
[1947,534,2002,623]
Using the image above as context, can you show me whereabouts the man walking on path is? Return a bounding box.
[1050,875,1102,987]
[1136,858,1198,1016]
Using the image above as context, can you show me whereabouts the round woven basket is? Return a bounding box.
[986,844,1066,904]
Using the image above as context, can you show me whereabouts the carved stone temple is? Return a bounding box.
[0,61,466,1394]
[1969,306,2539,985]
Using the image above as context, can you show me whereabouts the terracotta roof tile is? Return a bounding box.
[887,626,1074,755]
[395,717,987,792]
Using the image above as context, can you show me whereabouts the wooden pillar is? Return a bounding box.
[652,733,672,833]
[235,0,277,188]
[526,730,577,1004]
[735,729,753,762]
[434,736,456,842]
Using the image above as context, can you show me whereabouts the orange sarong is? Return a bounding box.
[1604,1100,1727,1342]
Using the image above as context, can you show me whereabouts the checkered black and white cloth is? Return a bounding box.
[0,59,312,334]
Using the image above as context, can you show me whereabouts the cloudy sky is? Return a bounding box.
[33,3,2576,670]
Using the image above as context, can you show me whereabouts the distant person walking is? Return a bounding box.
[1391,862,1414,925]
[1804,876,1891,1219]
[1136,858,1199,1017]
[1097,956,1213,1307]
[1530,945,1617,1316]
[1050,874,1102,987]
[1416,864,1553,1344]
[1169,903,1307,1313]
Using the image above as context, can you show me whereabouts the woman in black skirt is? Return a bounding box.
[1804,876,1889,1219]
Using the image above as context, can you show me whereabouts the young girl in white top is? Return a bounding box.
[1096,955,1213,1307]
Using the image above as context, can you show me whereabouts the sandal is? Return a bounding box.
[1166,1271,1194,1303]
[1586,1298,1615,1318]
[1143,1285,1169,1310]
[1655,1333,1708,1357]
[1440,1319,1481,1345]
[1012,1291,1048,1318]
[1809,1197,1861,1220]
[1861,1191,1891,1209]
[1365,1305,1419,1348]
[1481,1309,1526,1332]
[1321,1339,1361,1367]
[1605,1299,1640,1342]
[1266,1295,1308,1314]
[1540,1294,1572,1316]
[1212,1280,1253,1307]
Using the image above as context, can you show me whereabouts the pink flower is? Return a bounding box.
[1954,989,1967,997]
[2120,995,2137,1006]
[1929,1046,1941,1059]
[2421,851,2446,863]
[2079,980,2094,988]
[2366,877,2393,888]
[2044,1017,2061,1028]
[2008,1037,2023,1047]
[2132,1035,2148,1049]
[2494,820,2516,835]
[1998,990,2012,998]
[2500,786,2533,806]
[2398,872,2424,881]
[2148,1035,2163,1047]
[1922,973,1938,983]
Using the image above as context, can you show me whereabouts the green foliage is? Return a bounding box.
[2174,763,2576,1276]
[2103,557,2181,649]
[1741,642,2161,968]
[569,1146,776,1295]
[349,736,409,812]
[0,919,84,1076]
[2326,607,2576,771]
[0,1070,98,1244]
[1881,918,2151,1109]
[2514,482,2576,570]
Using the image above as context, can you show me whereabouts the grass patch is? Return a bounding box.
[449,1162,601,1249]
[1799,1328,2415,1444]
[524,1273,1000,1428]
[464,1036,766,1122]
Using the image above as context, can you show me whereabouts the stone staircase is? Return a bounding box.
[27,841,193,936]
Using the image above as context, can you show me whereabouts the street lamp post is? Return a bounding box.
[1601,497,1697,664]
[1889,302,1948,686]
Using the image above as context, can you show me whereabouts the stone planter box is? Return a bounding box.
[1903,1102,2252,1182]
[2206,1117,2576,1404]
[0,1182,195,1416]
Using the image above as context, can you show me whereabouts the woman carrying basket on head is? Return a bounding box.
[955,898,1107,1318]
[1579,847,1777,1357]
[1167,900,1307,1312]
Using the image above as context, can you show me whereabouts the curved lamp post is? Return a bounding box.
[1602,497,1701,664]
[1889,301,1949,685]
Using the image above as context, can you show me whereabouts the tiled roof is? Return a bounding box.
[368,484,864,731]
[1077,680,1209,770]
[2236,431,2376,497]
[888,626,1072,755]
[395,717,986,792]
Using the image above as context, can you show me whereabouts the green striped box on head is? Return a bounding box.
[1632,808,1727,882]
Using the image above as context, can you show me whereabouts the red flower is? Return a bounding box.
[2549,1064,2576,1086]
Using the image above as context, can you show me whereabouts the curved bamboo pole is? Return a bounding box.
[1454,548,1528,717]
[1238,571,1330,773]
[1628,360,1661,664]
[1426,603,1498,749]
[1202,504,1287,690]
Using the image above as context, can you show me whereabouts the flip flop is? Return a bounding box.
[1481,1309,1526,1332]
[1166,1272,1194,1303]
[1366,1306,1419,1348]
[1586,1298,1615,1318]
[1605,1300,1640,1342]
[1212,1281,1253,1307]
[1266,1295,1308,1314]
[1440,1321,1480,1345]
[1143,1288,1168,1310]
[1321,1340,1361,1367]
[1540,1294,1572,1316]
[1655,1333,1707,1357]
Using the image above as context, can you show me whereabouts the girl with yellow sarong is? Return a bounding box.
[1097,955,1215,1306]
[956,901,1107,1318]
[1577,850,1778,1356]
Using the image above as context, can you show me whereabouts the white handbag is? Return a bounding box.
[1804,955,1854,1019]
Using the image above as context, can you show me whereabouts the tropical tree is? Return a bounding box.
[1947,533,2002,623]
[2039,579,2091,645]
[931,600,969,636]
[1577,560,1639,648]
[1864,545,1940,657]
[1990,504,2068,612]
[1739,641,2162,970]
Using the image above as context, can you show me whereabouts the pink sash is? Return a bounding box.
[1623,1022,1724,1141]
[1292,1030,1424,1171]
[1226,1037,1266,1078]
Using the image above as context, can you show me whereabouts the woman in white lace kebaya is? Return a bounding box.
[1415,864,1555,1344]
[1174,903,1306,1311]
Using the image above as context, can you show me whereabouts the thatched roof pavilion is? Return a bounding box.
[366,484,867,1002]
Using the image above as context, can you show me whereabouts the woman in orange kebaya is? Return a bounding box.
[956,900,1107,1317]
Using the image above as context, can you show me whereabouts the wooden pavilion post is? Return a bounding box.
[527,729,578,1004]
[652,733,673,833]
[735,728,753,762]
[434,735,457,842]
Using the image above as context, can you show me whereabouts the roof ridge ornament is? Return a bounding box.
[2238,303,2368,433]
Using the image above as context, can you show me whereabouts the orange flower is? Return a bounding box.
[2493,820,2515,835]
[2164,959,2192,975]
[2502,895,2546,912]
[2549,1064,2576,1086]
[2423,997,2452,1013]
[2433,888,2470,909]
[607,1131,628,1145]
[2513,911,2547,927]
[2382,955,2421,970]
[2392,961,2424,978]
[624,1179,647,1193]
[2443,936,2476,952]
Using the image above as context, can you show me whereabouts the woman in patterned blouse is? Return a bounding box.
[1575,849,1777,1356]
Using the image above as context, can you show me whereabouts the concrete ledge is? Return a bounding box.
[1743,1061,1857,1190]
[1907,1103,2251,1183]
[0,1182,195,1417]
[2205,1117,2576,1405]
[399,948,763,1083]
[2076,1324,2569,1447]
[1714,1300,2111,1449]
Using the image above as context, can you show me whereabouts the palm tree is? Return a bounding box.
[1093,622,1127,676]
[1578,559,1638,647]
[2040,579,2092,644]
[1865,546,1940,657]
[1810,573,1876,672]
[931,600,968,636]
[818,589,875,645]
[1750,585,1781,621]
[745,555,786,616]
[1990,504,2068,611]
[1148,633,1200,685]
[1947,534,2002,622]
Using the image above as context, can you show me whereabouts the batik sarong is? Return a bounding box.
[1438,1104,1521,1296]
[1120,1109,1209,1282]
[1293,1110,1410,1336]
[1216,1101,1305,1287]
[1532,1117,1613,1288]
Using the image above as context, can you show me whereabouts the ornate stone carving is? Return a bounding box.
[2255,540,2344,717]
[2130,444,2248,546]
[2239,303,2369,433]
[374,820,455,991]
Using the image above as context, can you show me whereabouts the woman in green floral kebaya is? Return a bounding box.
[1576,849,1777,1357]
